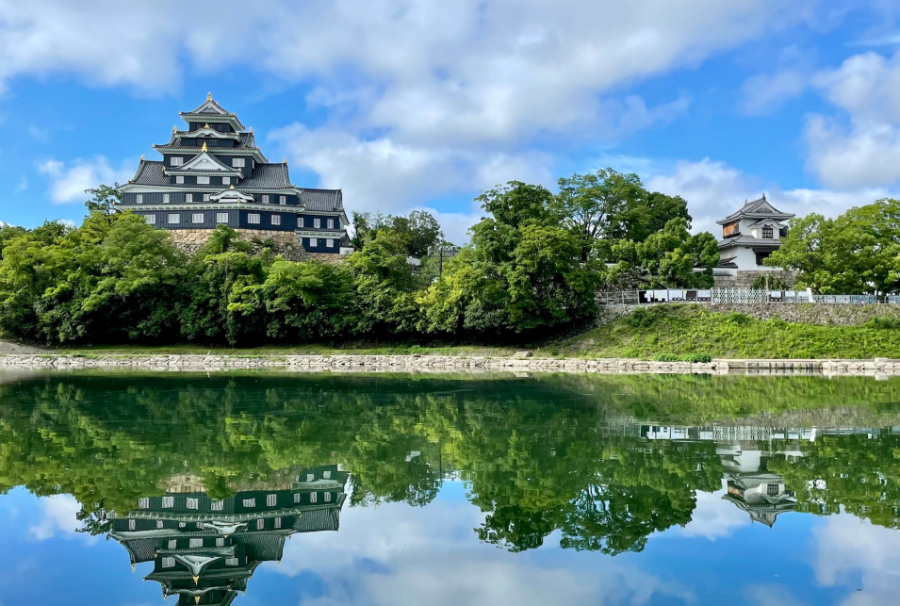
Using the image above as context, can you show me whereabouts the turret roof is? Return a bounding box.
[717,195,794,225]
[179,94,246,130]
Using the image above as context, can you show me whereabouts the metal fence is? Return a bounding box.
[597,288,895,306]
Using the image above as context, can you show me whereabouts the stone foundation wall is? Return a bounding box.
[2,353,899,377]
[167,229,343,263]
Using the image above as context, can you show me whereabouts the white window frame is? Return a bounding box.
[168,214,180,225]
[310,492,317,503]
[171,157,183,166]
[274,517,282,529]
[309,237,318,247]
[294,493,302,503]
[326,239,334,248]
[216,537,225,547]
[222,176,230,186]
[271,214,281,226]
[248,213,260,225]
[262,195,269,204]
[156,520,164,529]
[211,500,224,511]
[226,558,239,567]
[138,498,150,509]
[313,218,321,228]
[128,519,136,530]
[162,557,175,568]
[298,217,305,228]
[135,194,143,204]
[323,470,331,479]
[256,519,265,530]
[192,213,204,224]
[266,494,277,507]
[146,215,156,225]
[185,193,193,203]
[324,491,332,503]
[203,193,211,202]
[197,175,210,185]
[176,175,184,184]
[279,196,286,205]
[242,498,256,508]
[232,158,245,168]
[327,219,334,229]
[216,213,228,224]
[186,497,199,509]
[163,193,169,204]
[162,496,175,508]
[189,538,203,548]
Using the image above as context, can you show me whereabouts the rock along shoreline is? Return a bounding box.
[1,354,899,378]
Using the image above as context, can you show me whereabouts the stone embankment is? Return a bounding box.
[1,354,900,377]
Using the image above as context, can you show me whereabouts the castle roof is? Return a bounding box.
[179,94,246,130]
[717,195,794,225]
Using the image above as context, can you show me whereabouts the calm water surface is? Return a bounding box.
[3,371,900,605]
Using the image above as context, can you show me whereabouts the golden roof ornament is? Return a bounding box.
[172,125,177,134]
[207,91,212,101]
[283,157,287,163]
[229,184,235,189]
[140,154,145,161]
[201,142,208,152]
[204,123,210,129]
[249,127,253,133]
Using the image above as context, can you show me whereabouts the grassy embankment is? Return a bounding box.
[43,304,900,360]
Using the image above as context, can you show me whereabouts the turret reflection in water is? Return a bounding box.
[107,465,349,605]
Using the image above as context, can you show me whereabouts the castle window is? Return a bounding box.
[324,492,332,503]
[323,470,331,479]
[168,539,177,549]
[197,176,210,185]
[314,218,321,228]
[163,193,170,204]
[186,497,199,509]
[262,195,269,204]
[310,492,317,503]
[211,500,224,511]
[178,522,186,528]
[309,238,318,247]
[168,214,180,225]
[171,157,183,167]
[248,213,260,225]
[162,557,175,569]
[327,219,334,229]
[189,538,202,548]
[298,217,305,228]
[146,215,156,225]
[279,196,286,205]
[767,484,779,496]
[232,158,245,168]
[242,498,256,508]
[162,496,175,508]
[156,520,164,529]
[192,214,204,224]
[138,498,149,509]
[326,239,335,248]
[294,493,302,503]
[256,519,265,530]
[222,176,230,185]
[226,558,239,567]
[203,194,211,202]
[185,193,193,203]
[128,519,136,530]
[267,494,277,507]
[216,538,225,547]
[271,215,281,226]
[762,226,774,239]
[135,194,143,204]
[176,176,184,184]
[275,517,282,529]
[216,213,228,224]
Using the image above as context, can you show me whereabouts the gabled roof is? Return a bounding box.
[747,218,786,228]
[174,151,238,173]
[129,159,169,185]
[179,94,246,130]
[237,163,291,189]
[717,195,795,225]
[718,235,784,249]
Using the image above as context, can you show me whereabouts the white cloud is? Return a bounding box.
[27,494,96,544]
[676,482,750,540]
[272,499,695,606]
[812,514,900,606]
[646,157,898,235]
[740,69,808,115]
[805,49,900,188]
[15,175,27,193]
[38,155,133,204]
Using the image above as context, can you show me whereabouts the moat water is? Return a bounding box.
[2,371,900,605]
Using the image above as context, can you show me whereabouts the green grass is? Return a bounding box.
[557,304,900,359]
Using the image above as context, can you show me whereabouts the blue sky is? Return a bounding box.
[2,1,900,243]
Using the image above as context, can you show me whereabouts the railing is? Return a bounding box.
[596,288,896,306]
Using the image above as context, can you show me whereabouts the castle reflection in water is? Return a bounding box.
[107,465,348,605]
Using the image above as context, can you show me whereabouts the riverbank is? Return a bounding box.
[2,353,900,377]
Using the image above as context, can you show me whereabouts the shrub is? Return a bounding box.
[865,316,900,330]
[652,353,712,363]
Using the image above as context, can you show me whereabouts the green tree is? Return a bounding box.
[84,184,121,215]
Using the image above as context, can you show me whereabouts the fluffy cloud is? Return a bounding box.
[38,155,133,204]
[28,494,96,544]
[676,481,750,540]
[645,157,897,235]
[740,69,808,115]
[271,497,695,606]
[805,49,900,188]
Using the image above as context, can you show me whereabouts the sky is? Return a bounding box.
[2,1,900,244]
